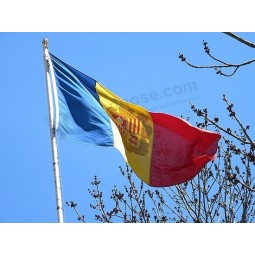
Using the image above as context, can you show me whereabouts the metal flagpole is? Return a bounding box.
[42,38,64,223]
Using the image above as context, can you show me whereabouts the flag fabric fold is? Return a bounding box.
[49,53,221,187]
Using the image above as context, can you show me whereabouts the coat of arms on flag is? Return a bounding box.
[105,105,152,156]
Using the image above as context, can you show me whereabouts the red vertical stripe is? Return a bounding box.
[128,118,132,132]
[149,112,221,187]
[133,118,136,133]
[137,119,140,134]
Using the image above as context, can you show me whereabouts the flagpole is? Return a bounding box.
[42,38,64,223]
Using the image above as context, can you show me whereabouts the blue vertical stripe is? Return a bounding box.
[50,53,114,146]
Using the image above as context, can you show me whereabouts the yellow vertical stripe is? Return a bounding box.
[95,82,154,184]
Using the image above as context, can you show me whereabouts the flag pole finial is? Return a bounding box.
[43,38,49,49]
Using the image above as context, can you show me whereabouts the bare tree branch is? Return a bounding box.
[179,33,255,77]
[179,52,255,76]
[66,201,86,223]
[223,32,255,48]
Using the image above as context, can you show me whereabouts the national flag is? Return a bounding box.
[49,53,221,187]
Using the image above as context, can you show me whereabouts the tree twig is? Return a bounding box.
[179,33,255,77]
[223,32,255,48]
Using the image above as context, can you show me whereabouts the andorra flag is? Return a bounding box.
[49,53,221,187]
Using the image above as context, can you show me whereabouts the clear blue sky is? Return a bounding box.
[0,32,254,223]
